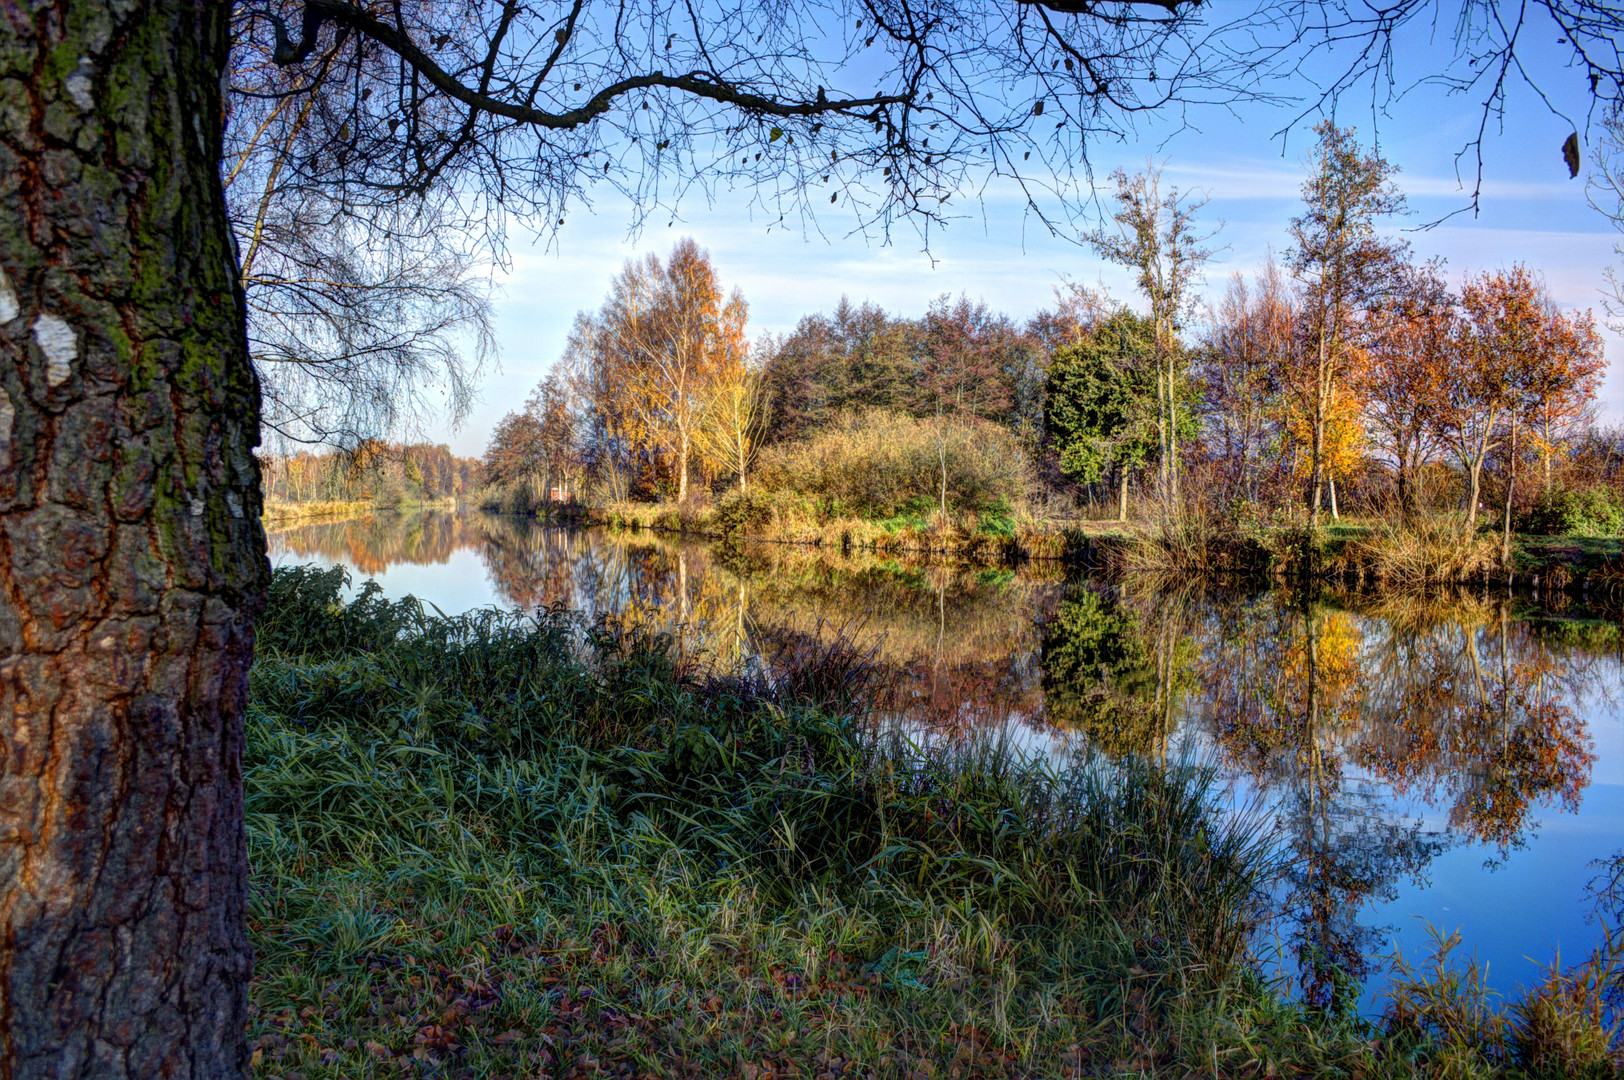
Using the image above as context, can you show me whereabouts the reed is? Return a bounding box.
[1382,924,1624,1077]
[1350,513,1502,586]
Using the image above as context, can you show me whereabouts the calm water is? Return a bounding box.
[269,509,1624,1012]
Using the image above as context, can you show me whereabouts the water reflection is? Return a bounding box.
[268,510,1619,1004]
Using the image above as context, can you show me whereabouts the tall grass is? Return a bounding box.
[1381,925,1623,1078]
[1115,495,1280,577]
[262,498,375,526]
[244,565,1317,1078]
[1351,513,1501,585]
[753,409,1029,519]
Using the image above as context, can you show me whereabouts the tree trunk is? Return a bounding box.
[1118,470,1128,523]
[1502,419,1518,567]
[1329,477,1339,521]
[1467,457,1483,529]
[1396,454,1411,521]
[1542,413,1552,497]
[1165,339,1179,509]
[1309,326,1328,532]
[1465,411,1496,530]
[678,429,689,502]
[1155,369,1168,509]
[0,5,263,1078]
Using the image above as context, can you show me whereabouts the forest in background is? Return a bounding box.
[477,123,1621,577]
[261,440,485,521]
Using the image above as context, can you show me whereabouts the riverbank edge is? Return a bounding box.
[492,500,1624,592]
[262,499,377,526]
[263,497,464,527]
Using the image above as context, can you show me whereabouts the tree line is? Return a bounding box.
[1056,122,1607,553]
[261,441,484,507]
[487,124,1610,539]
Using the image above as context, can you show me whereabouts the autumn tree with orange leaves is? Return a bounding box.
[1359,260,1455,518]
[1524,298,1606,497]
[693,350,767,495]
[568,239,750,502]
[485,373,580,502]
[1444,266,1605,558]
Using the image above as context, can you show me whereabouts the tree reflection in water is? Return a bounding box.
[1037,581,1603,1008]
[267,511,1609,1005]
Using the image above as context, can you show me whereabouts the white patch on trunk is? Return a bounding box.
[32,314,76,386]
[0,389,13,456]
[0,266,17,324]
[226,492,243,519]
[65,58,95,111]
[190,497,205,517]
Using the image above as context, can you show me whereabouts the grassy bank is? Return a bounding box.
[245,566,1621,1078]
[584,495,1624,593]
[263,499,379,526]
[1110,509,1624,593]
[264,497,464,528]
[591,494,1087,561]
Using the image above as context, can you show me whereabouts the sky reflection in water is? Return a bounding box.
[269,509,1624,1013]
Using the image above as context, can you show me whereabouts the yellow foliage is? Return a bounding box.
[1286,389,1366,482]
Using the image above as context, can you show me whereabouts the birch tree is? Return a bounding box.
[1086,164,1217,510]
[602,239,748,503]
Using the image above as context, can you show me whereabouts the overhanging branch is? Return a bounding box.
[254,0,912,128]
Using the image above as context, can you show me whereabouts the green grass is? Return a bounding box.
[245,566,1622,1079]
[1514,535,1624,573]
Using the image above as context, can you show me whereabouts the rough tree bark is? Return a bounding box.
[0,3,264,1078]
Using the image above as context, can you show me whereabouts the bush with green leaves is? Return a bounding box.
[1520,486,1624,537]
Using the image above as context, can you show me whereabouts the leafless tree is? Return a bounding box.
[229,14,496,448]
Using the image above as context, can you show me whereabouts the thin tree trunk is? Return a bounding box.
[1465,410,1496,530]
[0,5,264,1077]
[1542,413,1552,497]
[1118,470,1129,523]
[1397,452,1411,521]
[1310,326,1328,531]
[1329,477,1339,521]
[1467,457,1483,529]
[1502,418,1518,566]
[1165,337,1179,509]
[678,429,689,502]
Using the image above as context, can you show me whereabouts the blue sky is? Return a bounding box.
[434,12,1624,458]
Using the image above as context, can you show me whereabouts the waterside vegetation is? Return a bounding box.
[245,565,1623,1079]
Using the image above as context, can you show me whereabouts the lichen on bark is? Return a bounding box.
[0,3,266,1078]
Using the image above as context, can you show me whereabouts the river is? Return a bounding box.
[268,508,1624,1013]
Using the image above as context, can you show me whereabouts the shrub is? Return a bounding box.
[710,488,779,534]
[1521,486,1624,537]
[258,564,425,655]
[1351,514,1501,584]
[754,409,1028,519]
